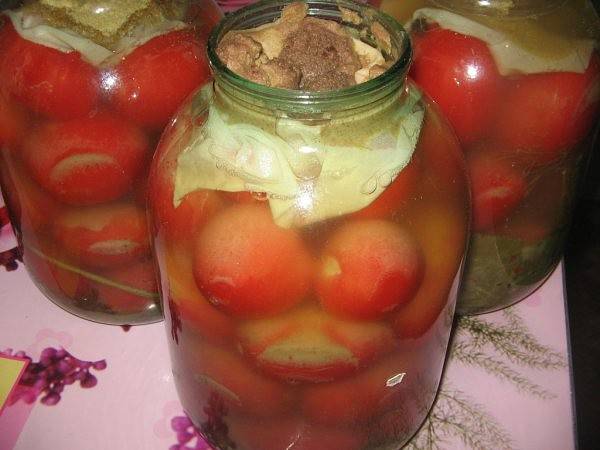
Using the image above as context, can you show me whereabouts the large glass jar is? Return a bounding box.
[0,0,222,324]
[380,0,600,314]
[149,1,470,449]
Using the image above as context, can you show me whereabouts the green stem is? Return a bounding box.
[27,245,159,300]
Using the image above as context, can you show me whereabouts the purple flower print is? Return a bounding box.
[1,347,106,406]
[170,415,212,450]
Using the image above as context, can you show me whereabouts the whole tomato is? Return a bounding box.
[410,27,502,145]
[316,220,424,320]
[110,30,211,131]
[193,204,313,318]
[0,22,99,120]
[492,54,600,165]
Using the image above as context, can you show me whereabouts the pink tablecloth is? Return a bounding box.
[0,193,575,450]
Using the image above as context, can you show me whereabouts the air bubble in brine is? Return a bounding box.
[360,176,378,195]
[292,157,322,181]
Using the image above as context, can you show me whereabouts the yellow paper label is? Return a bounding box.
[0,357,27,411]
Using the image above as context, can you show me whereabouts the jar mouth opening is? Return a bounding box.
[207,0,411,110]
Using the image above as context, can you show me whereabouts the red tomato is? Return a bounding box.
[392,202,467,339]
[301,353,415,426]
[132,175,150,207]
[410,27,502,145]
[352,156,420,219]
[392,268,456,340]
[0,94,27,149]
[228,416,366,450]
[110,30,210,130]
[96,260,158,314]
[0,16,11,48]
[178,341,293,417]
[171,190,224,237]
[0,21,99,119]
[184,2,222,43]
[222,190,261,204]
[416,99,468,197]
[322,314,395,365]
[468,153,527,232]
[0,159,61,232]
[498,216,552,245]
[152,172,224,243]
[193,203,313,318]
[161,242,235,343]
[53,202,150,269]
[492,54,600,164]
[495,161,573,243]
[316,220,424,320]
[22,113,150,206]
[238,306,395,383]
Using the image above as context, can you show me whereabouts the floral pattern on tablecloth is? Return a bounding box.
[0,347,106,407]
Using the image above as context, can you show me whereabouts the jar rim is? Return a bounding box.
[430,0,568,17]
[206,0,411,112]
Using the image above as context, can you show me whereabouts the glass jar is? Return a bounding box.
[149,1,470,448]
[380,0,600,314]
[0,0,222,324]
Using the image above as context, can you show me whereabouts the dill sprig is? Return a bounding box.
[448,308,566,398]
[456,312,566,370]
[406,385,513,450]
[451,342,556,399]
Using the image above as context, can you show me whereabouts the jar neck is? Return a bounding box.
[430,0,568,16]
[207,0,411,119]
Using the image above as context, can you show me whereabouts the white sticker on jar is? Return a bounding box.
[409,8,595,74]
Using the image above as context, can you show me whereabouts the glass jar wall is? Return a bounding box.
[0,0,222,324]
[149,1,470,449]
[380,0,600,314]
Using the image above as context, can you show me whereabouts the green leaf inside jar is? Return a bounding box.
[458,230,566,313]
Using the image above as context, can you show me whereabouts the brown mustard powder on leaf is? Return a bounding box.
[28,0,169,49]
[216,2,391,91]
[261,58,302,89]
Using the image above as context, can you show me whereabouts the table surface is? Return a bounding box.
[0,195,576,450]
